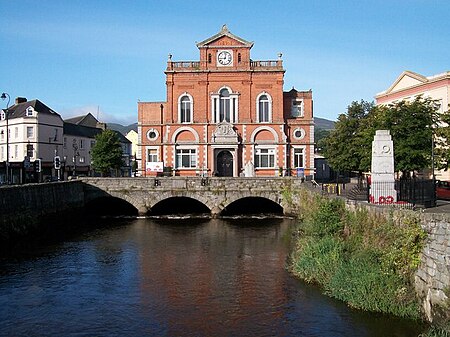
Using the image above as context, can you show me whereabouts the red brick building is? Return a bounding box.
[138,25,314,177]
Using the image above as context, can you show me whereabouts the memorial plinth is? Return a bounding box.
[370,130,397,204]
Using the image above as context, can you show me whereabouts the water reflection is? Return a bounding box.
[0,217,425,337]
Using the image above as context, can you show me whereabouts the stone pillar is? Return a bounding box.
[370,130,397,204]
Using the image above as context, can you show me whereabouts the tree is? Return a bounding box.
[315,128,331,154]
[433,103,450,171]
[91,129,124,176]
[378,97,439,175]
[322,100,374,173]
[322,97,444,176]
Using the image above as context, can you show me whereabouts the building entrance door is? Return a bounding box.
[217,150,233,177]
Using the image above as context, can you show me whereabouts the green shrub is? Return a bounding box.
[290,192,427,320]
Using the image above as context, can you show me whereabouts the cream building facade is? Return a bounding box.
[375,70,450,180]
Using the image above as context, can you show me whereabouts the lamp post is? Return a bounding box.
[72,142,79,177]
[1,92,10,184]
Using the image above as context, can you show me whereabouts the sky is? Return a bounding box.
[1,0,449,125]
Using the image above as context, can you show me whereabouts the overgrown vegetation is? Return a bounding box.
[419,326,450,337]
[290,191,427,319]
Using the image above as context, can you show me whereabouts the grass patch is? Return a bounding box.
[290,191,426,319]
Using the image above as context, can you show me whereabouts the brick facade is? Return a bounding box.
[138,25,314,177]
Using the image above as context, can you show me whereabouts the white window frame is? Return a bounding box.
[292,146,306,168]
[26,126,34,139]
[211,86,239,123]
[254,146,276,168]
[178,93,193,124]
[25,107,33,117]
[146,147,159,163]
[175,146,197,169]
[293,128,306,140]
[256,92,272,123]
[291,99,304,117]
[146,128,159,141]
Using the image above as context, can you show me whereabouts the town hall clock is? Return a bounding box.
[217,50,232,66]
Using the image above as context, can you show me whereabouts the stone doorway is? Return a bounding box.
[216,150,233,177]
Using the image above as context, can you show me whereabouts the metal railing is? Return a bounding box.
[322,178,436,209]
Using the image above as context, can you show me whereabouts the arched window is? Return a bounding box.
[178,94,193,123]
[211,87,238,123]
[219,88,230,122]
[256,92,272,122]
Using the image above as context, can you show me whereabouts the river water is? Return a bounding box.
[0,217,425,337]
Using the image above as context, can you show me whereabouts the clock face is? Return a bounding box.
[217,50,232,66]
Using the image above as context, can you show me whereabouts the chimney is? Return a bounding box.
[15,97,27,104]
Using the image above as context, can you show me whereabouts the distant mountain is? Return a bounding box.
[314,117,335,130]
[107,122,138,135]
[106,118,334,135]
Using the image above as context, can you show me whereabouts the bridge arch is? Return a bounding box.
[148,195,211,215]
[220,194,284,215]
[85,195,139,216]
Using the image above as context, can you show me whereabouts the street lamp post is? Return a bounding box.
[72,142,79,177]
[1,92,10,184]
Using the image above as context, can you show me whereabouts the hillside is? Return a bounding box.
[106,122,138,135]
[314,117,335,130]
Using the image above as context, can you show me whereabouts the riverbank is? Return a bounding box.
[289,189,449,334]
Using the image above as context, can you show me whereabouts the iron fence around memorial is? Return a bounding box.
[368,179,436,209]
[323,178,436,209]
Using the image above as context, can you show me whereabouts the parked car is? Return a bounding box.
[436,180,450,200]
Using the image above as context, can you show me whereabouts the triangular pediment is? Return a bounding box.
[385,71,428,94]
[196,25,253,48]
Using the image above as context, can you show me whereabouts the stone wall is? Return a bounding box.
[415,213,450,325]
[0,181,85,240]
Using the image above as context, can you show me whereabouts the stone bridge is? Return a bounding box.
[81,177,304,216]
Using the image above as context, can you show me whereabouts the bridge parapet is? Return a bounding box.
[80,177,304,216]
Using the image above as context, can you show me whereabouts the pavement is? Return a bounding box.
[423,199,450,213]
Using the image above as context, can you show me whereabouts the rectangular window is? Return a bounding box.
[254,148,275,168]
[176,148,196,168]
[293,148,304,168]
[91,140,95,149]
[14,145,18,158]
[79,156,85,163]
[80,139,84,149]
[64,137,67,149]
[291,99,304,117]
[26,107,33,116]
[26,126,33,138]
[14,127,18,139]
[147,149,158,162]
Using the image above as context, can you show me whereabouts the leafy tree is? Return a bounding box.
[315,128,331,154]
[322,97,445,176]
[322,100,374,173]
[377,97,439,175]
[433,103,450,171]
[91,129,124,176]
